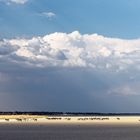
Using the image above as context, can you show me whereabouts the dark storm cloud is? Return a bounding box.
[0,32,140,112]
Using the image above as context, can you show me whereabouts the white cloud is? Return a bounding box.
[1,0,28,4]
[1,31,140,70]
[41,12,56,19]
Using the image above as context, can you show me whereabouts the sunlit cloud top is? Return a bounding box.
[1,31,140,72]
[1,0,28,4]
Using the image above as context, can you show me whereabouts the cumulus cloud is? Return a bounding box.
[1,31,140,71]
[1,31,140,111]
[1,0,28,4]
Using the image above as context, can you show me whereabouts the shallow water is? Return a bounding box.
[0,123,140,140]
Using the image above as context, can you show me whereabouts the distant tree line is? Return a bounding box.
[0,111,140,116]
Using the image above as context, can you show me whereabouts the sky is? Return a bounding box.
[1,0,140,112]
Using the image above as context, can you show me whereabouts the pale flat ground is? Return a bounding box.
[0,115,140,124]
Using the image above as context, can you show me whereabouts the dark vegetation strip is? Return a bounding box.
[0,112,140,116]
